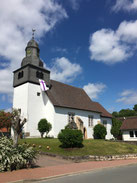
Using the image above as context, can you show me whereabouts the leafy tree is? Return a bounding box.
[11,109,27,147]
[0,111,12,132]
[112,108,137,118]
[38,118,52,138]
[111,118,122,139]
[133,104,137,112]
[119,109,136,117]
[112,111,119,118]
[93,124,107,139]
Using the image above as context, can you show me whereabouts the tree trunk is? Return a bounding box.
[41,133,44,138]
[13,130,18,147]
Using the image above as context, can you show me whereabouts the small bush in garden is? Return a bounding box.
[0,136,37,172]
[93,124,107,139]
[58,129,83,148]
[38,118,52,138]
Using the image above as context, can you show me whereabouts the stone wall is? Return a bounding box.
[41,152,137,162]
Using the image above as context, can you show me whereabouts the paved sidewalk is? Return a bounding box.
[1,159,137,183]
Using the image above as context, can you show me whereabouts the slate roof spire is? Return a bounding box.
[21,31,43,68]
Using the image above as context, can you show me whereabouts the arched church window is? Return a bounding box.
[18,71,24,79]
[36,71,43,79]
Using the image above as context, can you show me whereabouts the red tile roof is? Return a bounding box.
[0,128,8,133]
[121,116,137,130]
[46,80,112,118]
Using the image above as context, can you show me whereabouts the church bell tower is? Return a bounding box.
[13,33,50,137]
[13,37,50,87]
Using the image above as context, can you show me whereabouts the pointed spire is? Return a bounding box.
[32,29,36,40]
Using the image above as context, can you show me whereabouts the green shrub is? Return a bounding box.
[0,136,36,172]
[38,118,52,138]
[58,129,83,148]
[93,124,107,139]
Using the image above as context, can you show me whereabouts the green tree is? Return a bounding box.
[119,109,136,117]
[112,111,119,118]
[133,104,137,112]
[93,124,107,139]
[111,118,122,139]
[38,118,52,138]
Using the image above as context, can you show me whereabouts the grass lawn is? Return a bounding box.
[19,138,137,156]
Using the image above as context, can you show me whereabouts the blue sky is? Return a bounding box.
[0,0,137,112]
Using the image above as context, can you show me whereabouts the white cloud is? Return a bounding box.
[112,0,137,12]
[68,0,82,10]
[48,57,82,83]
[52,47,68,53]
[116,89,137,105]
[0,0,67,101]
[89,29,129,64]
[83,83,106,100]
[89,20,137,64]
[117,20,137,43]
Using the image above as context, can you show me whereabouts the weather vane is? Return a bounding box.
[32,29,36,39]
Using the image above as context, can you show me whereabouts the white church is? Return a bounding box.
[13,37,113,139]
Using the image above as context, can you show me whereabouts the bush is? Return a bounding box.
[93,124,107,139]
[0,136,36,172]
[58,129,83,148]
[38,119,52,138]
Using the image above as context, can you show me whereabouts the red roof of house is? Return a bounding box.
[0,127,8,133]
[120,116,137,130]
[46,80,112,118]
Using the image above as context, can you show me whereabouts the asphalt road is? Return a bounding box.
[39,164,137,183]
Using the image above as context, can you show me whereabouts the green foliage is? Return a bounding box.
[112,111,119,118]
[111,118,122,139]
[58,129,83,148]
[133,104,137,112]
[0,136,36,172]
[93,124,107,139]
[119,109,136,117]
[112,105,137,118]
[38,118,52,138]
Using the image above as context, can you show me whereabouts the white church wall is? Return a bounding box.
[101,117,113,139]
[13,83,55,137]
[54,106,101,138]
[13,83,29,133]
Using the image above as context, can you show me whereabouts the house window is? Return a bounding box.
[129,131,134,138]
[36,71,43,79]
[18,71,24,79]
[135,131,137,137]
[88,115,93,127]
[103,120,107,127]
[68,112,75,123]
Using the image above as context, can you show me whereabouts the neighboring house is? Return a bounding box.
[0,128,10,137]
[13,38,113,139]
[121,116,137,141]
